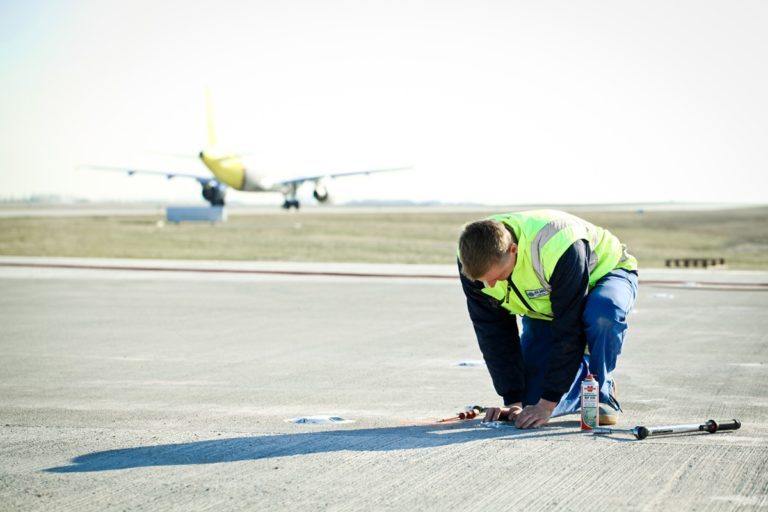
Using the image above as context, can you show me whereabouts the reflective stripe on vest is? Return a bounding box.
[530,216,598,293]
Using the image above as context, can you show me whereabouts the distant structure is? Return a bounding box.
[166,206,226,224]
[665,258,726,269]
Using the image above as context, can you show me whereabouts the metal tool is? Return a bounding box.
[437,405,486,423]
[592,418,741,440]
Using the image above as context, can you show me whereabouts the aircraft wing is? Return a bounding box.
[273,166,410,187]
[81,165,214,185]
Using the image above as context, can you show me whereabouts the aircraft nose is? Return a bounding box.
[198,151,204,160]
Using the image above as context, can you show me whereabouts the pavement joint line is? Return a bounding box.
[1,261,767,289]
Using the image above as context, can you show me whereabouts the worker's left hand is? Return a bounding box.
[514,399,557,429]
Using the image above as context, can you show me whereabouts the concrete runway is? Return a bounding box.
[1,257,767,511]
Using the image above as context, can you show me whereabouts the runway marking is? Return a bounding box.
[0,261,453,280]
[286,416,355,425]
[642,280,768,291]
[1,261,767,289]
[454,360,486,367]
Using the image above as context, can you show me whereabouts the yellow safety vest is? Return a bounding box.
[478,210,637,320]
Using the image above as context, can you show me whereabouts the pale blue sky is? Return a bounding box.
[1,0,766,205]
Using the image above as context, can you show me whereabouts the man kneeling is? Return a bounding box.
[457,210,638,428]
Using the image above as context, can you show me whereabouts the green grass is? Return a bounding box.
[1,206,767,269]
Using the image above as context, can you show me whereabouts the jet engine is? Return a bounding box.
[202,181,227,206]
[313,180,331,203]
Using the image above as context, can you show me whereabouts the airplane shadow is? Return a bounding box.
[46,420,583,473]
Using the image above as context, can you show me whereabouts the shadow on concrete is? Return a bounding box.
[46,420,584,473]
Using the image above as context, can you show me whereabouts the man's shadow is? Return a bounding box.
[46,420,582,473]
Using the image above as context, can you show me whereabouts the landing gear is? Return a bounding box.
[201,181,226,206]
[281,183,300,209]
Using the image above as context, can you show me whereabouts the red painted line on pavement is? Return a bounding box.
[639,280,768,290]
[1,262,766,289]
[0,261,453,280]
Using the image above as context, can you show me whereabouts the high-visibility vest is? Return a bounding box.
[477,210,637,320]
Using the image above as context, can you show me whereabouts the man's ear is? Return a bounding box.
[510,243,518,254]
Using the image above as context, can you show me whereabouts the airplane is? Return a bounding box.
[85,92,410,209]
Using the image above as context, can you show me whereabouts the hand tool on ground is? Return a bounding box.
[592,418,741,440]
[437,405,486,423]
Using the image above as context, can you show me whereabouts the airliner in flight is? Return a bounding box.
[86,92,409,209]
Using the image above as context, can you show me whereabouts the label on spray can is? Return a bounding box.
[581,373,599,431]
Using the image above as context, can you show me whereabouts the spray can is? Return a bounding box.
[581,373,599,431]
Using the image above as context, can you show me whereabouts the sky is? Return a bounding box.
[1,0,766,206]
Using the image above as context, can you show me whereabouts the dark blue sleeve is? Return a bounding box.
[458,261,525,405]
[540,240,590,403]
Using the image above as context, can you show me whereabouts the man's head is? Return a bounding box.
[459,219,518,287]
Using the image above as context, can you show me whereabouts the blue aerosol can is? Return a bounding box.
[581,373,600,430]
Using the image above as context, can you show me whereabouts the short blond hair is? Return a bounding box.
[458,219,515,281]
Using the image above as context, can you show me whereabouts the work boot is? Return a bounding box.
[599,403,620,425]
[600,380,620,425]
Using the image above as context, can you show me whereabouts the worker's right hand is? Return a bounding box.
[482,403,523,422]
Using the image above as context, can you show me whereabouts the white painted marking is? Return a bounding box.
[455,360,486,367]
[285,415,355,425]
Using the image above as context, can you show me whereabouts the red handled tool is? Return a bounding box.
[437,405,486,423]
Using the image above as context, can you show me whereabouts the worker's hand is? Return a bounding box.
[514,399,557,429]
[482,403,523,422]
